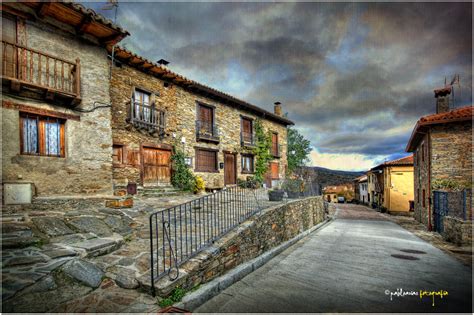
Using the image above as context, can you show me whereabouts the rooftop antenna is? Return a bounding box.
[449,74,460,107]
[101,0,119,23]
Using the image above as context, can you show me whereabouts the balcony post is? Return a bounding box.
[75,58,81,97]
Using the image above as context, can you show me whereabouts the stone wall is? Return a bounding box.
[151,196,326,296]
[2,16,114,198]
[413,133,430,226]
[110,63,288,189]
[443,216,472,246]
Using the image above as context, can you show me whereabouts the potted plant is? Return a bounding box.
[282,179,303,199]
[268,183,284,201]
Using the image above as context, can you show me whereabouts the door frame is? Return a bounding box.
[140,142,173,186]
[223,151,237,186]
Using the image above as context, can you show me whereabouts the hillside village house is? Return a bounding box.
[353,175,368,204]
[370,155,414,213]
[1,2,129,204]
[108,46,293,190]
[406,86,472,243]
[323,183,354,203]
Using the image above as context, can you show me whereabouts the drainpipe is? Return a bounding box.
[427,129,432,231]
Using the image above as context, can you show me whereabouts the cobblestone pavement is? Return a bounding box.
[2,188,284,312]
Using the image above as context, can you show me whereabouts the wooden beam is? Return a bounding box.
[76,16,92,36]
[101,34,124,45]
[37,2,51,18]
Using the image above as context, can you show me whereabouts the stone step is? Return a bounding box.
[71,236,124,258]
[141,191,183,198]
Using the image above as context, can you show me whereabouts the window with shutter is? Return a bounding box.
[241,117,253,144]
[112,145,124,164]
[198,104,214,134]
[271,132,279,157]
[195,148,218,172]
[270,162,279,179]
[20,113,65,157]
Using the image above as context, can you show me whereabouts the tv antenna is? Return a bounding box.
[448,74,461,107]
[101,0,119,23]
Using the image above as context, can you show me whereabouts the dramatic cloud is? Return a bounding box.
[86,1,472,171]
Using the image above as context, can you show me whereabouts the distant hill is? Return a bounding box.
[298,166,364,189]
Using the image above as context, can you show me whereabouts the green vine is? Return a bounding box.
[171,147,195,191]
[432,179,471,192]
[252,119,272,184]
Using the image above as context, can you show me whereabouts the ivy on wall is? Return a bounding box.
[252,119,272,184]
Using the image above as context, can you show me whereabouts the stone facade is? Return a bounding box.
[443,216,473,246]
[413,121,472,227]
[110,62,289,190]
[151,196,327,296]
[1,5,122,200]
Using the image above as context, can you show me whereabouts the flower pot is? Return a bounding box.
[268,190,284,201]
[286,191,300,199]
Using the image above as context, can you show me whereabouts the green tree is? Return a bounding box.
[253,119,272,184]
[287,127,312,174]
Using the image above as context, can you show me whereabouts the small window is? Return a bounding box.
[241,154,254,173]
[271,132,279,156]
[195,148,217,172]
[132,89,152,123]
[270,162,279,179]
[112,144,124,164]
[20,113,65,157]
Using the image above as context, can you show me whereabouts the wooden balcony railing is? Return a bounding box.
[196,120,220,143]
[1,40,80,100]
[131,101,166,134]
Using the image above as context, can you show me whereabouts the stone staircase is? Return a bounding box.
[138,186,183,198]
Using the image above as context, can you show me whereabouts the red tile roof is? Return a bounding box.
[371,155,414,170]
[109,46,294,126]
[406,105,473,152]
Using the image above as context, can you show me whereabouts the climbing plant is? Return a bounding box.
[252,119,272,184]
[171,147,195,191]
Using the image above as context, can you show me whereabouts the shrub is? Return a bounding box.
[193,176,205,194]
[171,149,195,191]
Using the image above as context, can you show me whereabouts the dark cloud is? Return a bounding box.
[86,1,472,169]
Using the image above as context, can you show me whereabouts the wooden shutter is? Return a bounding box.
[242,118,251,133]
[196,149,216,172]
[272,133,278,155]
[270,162,279,179]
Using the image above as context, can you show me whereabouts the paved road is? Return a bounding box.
[196,203,472,313]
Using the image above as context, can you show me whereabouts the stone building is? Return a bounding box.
[109,47,293,190]
[406,85,472,232]
[370,155,414,213]
[1,2,129,204]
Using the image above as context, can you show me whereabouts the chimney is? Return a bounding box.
[274,102,282,116]
[157,59,170,67]
[434,86,451,114]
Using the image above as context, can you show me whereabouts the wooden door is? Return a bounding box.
[224,153,236,185]
[142,147,171,185]
[265,162,279,188]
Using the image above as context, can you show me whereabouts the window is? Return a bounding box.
[241,117,253,144]
[197,104,215,136]
[241,154,254,173]
[270,162,279,179]
[20,113,65,157]
[195,148,217,172]
[112,144,124,164]
[2,15,17,78]
[422,189,426,208]
[271,132,279,157]
[132,89,152,123]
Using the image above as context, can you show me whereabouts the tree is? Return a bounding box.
[253,119,272,184]
[287,127,312,174]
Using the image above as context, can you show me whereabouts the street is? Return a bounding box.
[196,203,472,313]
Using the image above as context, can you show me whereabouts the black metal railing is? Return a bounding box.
[149,182,271,295]
[241,131,255,146]
[196,120,219,142]
[131,101,165,133]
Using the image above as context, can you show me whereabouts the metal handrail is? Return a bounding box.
[196,120,219,140]
[149,181,267,296]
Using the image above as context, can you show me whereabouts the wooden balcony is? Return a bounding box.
[130,101,166,136]
[1,40,81,106]
[196,120,220,143]
[241,131,256,147]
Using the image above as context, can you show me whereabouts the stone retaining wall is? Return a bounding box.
[442,216,472,246]
[149,196,327,296]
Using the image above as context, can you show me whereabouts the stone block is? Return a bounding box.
[105,198,133,209]
[62,259,104,288]
[32,217,74,237]
[67,217,113,237]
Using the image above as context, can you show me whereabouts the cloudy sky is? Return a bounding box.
[86,1,472,171]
